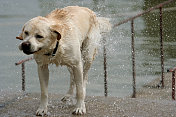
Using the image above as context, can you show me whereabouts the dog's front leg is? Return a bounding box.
[36,64,49,116]
[72,62,86,115]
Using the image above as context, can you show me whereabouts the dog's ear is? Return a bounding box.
[53,30,61,41]
[16,35,23,40]
[50,25,62,41]
[16,26,24,40]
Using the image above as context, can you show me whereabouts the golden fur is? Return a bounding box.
[17,6,111,115]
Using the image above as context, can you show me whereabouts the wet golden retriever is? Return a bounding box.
[16,6,111,116]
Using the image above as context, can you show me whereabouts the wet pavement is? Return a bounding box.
[1,73,176,117]
[0,93,176,117]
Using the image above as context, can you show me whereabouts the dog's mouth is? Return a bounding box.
[22,48,42,55]
[23,50,35,55]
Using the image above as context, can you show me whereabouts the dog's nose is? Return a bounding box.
[22,41,31,50]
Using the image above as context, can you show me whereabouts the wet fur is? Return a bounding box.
[17,6,111,115]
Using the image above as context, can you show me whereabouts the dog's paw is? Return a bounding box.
[36,107,48,116]
[72,102,86,115]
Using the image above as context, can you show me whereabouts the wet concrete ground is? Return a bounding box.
[0,73,176,117]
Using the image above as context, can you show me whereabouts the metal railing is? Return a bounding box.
[107,0,174,98]
[15,57,33,91]
[167,67,176,100]
[15,0,175,99]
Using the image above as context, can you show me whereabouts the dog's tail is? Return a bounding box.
[97,17,112,34]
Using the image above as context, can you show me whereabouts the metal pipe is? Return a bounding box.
[22,63,25,91]
[159,7,165,88]
[172,70,175,100]
[15,57,33,66]
[113,0,174,28]
[15,57,33,92]
[131,20,136,98]
[103,37,108,97]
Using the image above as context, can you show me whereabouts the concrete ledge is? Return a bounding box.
[1,73,176,116]
[0,92,176,117]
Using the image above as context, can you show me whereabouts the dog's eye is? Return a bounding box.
[24,31,29,36]
[36,34,44,39]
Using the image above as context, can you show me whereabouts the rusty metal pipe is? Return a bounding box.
[22,63,25,91]
[15,57,33,66]
[113,0,174,28]
[103,38,108,97]
[172,70,175,100]
[167,68,176,100]
[159,7,165,88]
[131,20,136,98]
[15,57,33,92]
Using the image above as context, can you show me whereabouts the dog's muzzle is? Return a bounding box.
[21,41,34,55]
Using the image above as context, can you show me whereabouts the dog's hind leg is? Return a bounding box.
[61,67,75,103]
[82,43,97,97]
[81,26,101,95]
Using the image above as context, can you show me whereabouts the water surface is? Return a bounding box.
[0,0,176,97]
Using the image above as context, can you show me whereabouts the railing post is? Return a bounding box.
[15,57,33,92]
[131,20,136,98]
[103,37,108,97]
[22,63,25,91]
[159,7,165,88]
[172,70,175,100]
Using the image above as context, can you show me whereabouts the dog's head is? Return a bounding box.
[17,16,61,55]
